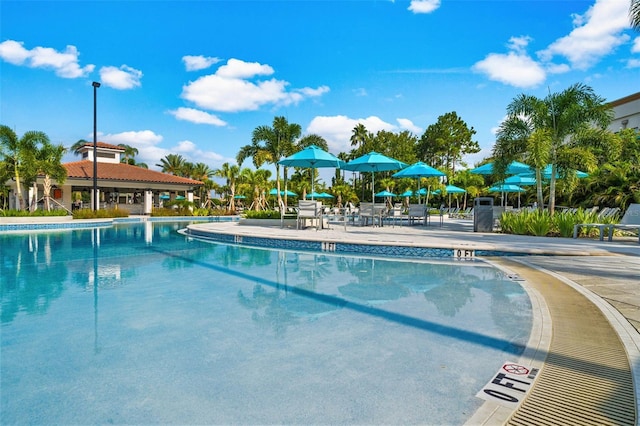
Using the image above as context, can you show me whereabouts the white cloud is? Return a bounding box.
[100,130,165,168]
[472,51,546,88]
[408,0,441,14]
[306,115,399,153]
[0,40,94,78]
[632,37,640,53]
[99,65,143,90]
[181,58,329,113]
[182,55,221,71]
[172,140,226,164]
[396,118,422,134]
[99,130,228,170]
[627,58,640,68]
[538,0,630,70]
[353,88,368,97]
[168,107,227,126]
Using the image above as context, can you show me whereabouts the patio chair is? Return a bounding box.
[407,203,427,225]
[297,200,323,230]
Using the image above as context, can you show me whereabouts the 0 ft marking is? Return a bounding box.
[455,249,475,259]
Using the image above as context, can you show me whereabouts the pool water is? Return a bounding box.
[1,221,532,425]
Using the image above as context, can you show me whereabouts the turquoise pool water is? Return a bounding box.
[1,221,532,425]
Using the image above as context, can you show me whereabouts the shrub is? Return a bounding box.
[527,210,552,236]
[1,208,69,217]
[553,210,577,238]
[72,208,129,219]
[244,210,281,219]
[500,211,529,235]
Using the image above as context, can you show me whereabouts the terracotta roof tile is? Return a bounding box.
[64,161,203,185]
[80,141,125,151]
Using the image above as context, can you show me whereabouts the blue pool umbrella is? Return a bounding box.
[470,161,532,175]
[392,162,445,204]
[375,190,397,197]
[489,183,526,208]
[343,152,407,203]
[489,184,526,193]
[503,175,537,186]
[234,194,247,199]
[278,145,344,199]
[308,191,333,199]
[400,189,413,197]
[269,188,298,197]
[444,184,466,194]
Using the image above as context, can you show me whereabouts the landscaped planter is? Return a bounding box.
[239,218,297,227]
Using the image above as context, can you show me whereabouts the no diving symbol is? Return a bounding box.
[503,363,529,375]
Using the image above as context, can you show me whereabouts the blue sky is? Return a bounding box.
[1,0,638,181]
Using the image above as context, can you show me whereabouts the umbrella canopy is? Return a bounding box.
[444,184,466,194]
[278,145,344,199]
[343,152,407,203]
[503,175,537,186]
[470,161,532,175]
[269,188,298,197]
[392,161,445,204]
[233,194,247,199]
[308,191,333,199]
[375,190,396,197]
[489,184,526,193]
[400,189,413,197]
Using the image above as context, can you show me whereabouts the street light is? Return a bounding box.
[92,81,100,211]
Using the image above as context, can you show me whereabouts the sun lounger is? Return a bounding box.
[573,204,640,243]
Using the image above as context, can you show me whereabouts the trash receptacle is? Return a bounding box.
[474,197,494,232]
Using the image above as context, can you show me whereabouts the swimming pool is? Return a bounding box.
[0,221,532,424]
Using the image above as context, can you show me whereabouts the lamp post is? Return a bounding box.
[92,81,101,211]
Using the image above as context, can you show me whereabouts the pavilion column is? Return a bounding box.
[91,189,101,210]
[187,191,194,212]
[144,190,153,215]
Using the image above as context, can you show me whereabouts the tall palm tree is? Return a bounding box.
[239,167,272,211]
[213,162,240,211]
[157,153,187,175]
[493,83,612,213]
[30,140,67,211]
[70,139,89,156]
[0,125,46,210]
[236,116,301,207]
[191,162,214,206]
[118,143,139,165]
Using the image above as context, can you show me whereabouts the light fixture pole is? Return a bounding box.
[92,81,101,211]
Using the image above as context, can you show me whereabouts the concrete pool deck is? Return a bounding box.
[187,217,640,425]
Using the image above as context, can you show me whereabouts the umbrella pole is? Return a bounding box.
[417,178,421,204]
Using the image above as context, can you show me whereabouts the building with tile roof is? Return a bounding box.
[8,142,203,214]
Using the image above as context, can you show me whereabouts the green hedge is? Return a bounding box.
[72,208,130,219]
[1,209,69,217]
[499,208,619,238]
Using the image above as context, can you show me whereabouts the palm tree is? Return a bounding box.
[70,139,89,156]
[0,125,48,210]
[191,162,214,206]
[239,167,272,211]
[157,153,187,175]
[237,116,301,208]
[493,83,612,213]
[214,162,240,211]
[30,140,67,211]
[118,143,139,164]
[631,0,640,30]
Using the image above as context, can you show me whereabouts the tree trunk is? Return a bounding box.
[549,164,557,215]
